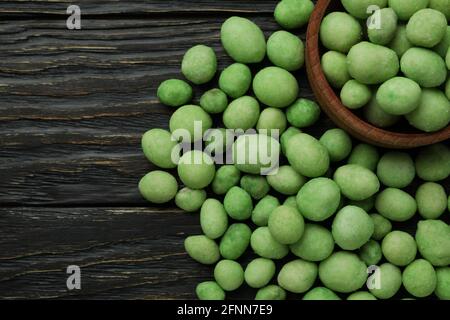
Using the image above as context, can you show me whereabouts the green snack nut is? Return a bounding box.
[303,287,341,300]
[369,263,402,299]
[184,235,220,265]
[252,195,280,227]
[267,31,305,71]
[244,258,276,289]
[341,0,388,19]
[220,223,252,260]
[199,89,228,114]
[433,26,450,58]
[141,128,179,169]
[364,93,400,128]
[415,144,450,182]
[416,182,447,219]
[320,12,362,53]
[250,227,289,259]
[212,165,241,195]
[370,213,392,240]
[375,188,417,222]
[240,175,270,200]
[256,107,287,136]
[219,63,252,99]
[348,143,380,171]
[286,98,321,128]
[214,260,244,291]
[400,48,447,88]
[277,259,318,293]
[435,267,450,300]
[347,292,377,300]
[196,281,225,300]
[416,219,450,266]
[429,0,450,20]
[402,259,437,298]
[296,178,341,222]
[290,224,334,262]
[253,67,299,108]
[280,127,302,156]
[268,205,305,245]
[255,285,286,300]
[221,17,266,64]
[320,128,353,162]
[319,252,367,293]
[376,77,421,115]
[223,186,253,221]
[139,171,178,204]
[359,240,382,265]
[376,151,415,188]
[283,196,298,208]
[347,196,375,212]
[287,133,330,178]
[368,8,398,45]
[175,187,206,212]
[178,150,215,189]
[223,96,260,130]
[169,105,212,142]
[321,51,351,89]
[267,165,306,196]
[334,164,380,201]
[388,0,428,20]
[405,89,450,133]
[274,0,314,29]
[381,231,417,266]
[406,9,447,48]
[200,199,228,240]
[157,79,193,107]
[347,42,399,85]
[340,80,372,109]
[204,128,234,155]
[181,45,217,84]
[388,25,412,58]
[332,205,374,250]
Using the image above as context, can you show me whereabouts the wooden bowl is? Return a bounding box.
[305,0,450,149]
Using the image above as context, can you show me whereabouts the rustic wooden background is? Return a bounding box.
[0,0,447,300]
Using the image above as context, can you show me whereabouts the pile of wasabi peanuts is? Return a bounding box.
[139,0,450,300]
[321,0,450,132]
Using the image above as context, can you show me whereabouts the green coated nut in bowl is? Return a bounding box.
[340,80,372,110]
[388,25,412,58]
[321,51,351,89]
[219,63,252,99]
[320,12,362,53]
[181,45,217,84]
[341,0,388,19]
[388,0,428,20]
[376,77,422,115]
[367,8,398,46]
[348,143,380,171]
[406,9,447,48]
[157,79,193,107]
[177,150,215,190]
[333,164,380,201]
[139,170,178,204]
[364,93,400,128]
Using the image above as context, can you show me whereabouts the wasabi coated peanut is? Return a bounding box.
[283,196,297,208]
[181,45,217,84]
[278,260,318,294]
[319,252,368,293]
[358,240,382,266]
[219,63,252,99]
[219,223,252,260]
[252,195,280,227]
[274,0,314,29]
[253,67,299,108]
[429,0,450,20]
[416,183,447,219]
[267,165,306,196]
[280,127,301,156]
[388,25,412,58]
[286,98,321,128]
[256,107,287,135]
[364,93,400,128]
[141,128,179,169]
[320,128,353,162]
[406,9,447,48]
[214,260,244,291]
[340,80,372,110]
[268,205,305,245]
[376,77,422,115]
[212,165,240,195]
[290,224,334,262]
[376,151,415,188]
[388,0,428,20]
[435,267,450,300]
[347,292,377,300]
[303,287,340,300]
[287,133,330,178]
[369,263,402,299]
[332,206,374,250]
[267,31,305,71]
[320,12,362,53]
[434,26,450,58]
[296,178,341,222]
[321,51,351,89]
[348,143,380,171]
[334,164,380,201]
[199,89,228,114]
[240,175,270,200]
[255,285,286,300]
[375,188,417,222]
[415,144,450,182]
[405,89,450,133]
[157,79,192,107]
[139,171,178,204]
[368,8,398,45]
[177,150,215,189]
[175,187,206,212]
[200,199,228,240]
[401,48,447,88]
[196,281,225,300]
[223,96,260,130]
[250,227,289,259]
[402,259,437,298]
[347,42,399,85]
[169,105,212,142]
[184,235,220,265]
[381,231,417,266]
[370,213,392,240]
[347,196,375,212]
[221,17,266,64]
[244,258,276,289]
[416,220,450,266]
[223,186,253,221]
[341,0,388,19]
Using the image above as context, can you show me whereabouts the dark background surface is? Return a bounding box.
[0,0,448,300]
